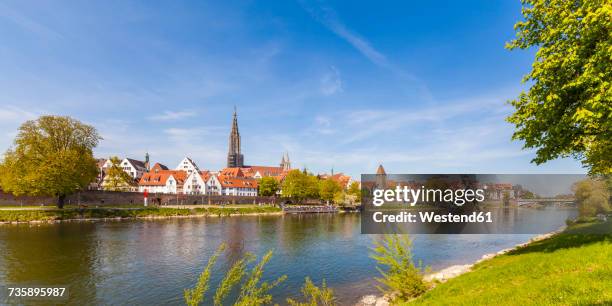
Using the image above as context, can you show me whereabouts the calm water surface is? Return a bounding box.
[0,209,576,305]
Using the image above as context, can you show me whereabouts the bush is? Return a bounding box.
[287,277,337,306]
[371,234,429,302]
[184,243,286,306]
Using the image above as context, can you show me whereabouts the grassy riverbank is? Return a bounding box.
[0,205,282,223]
[408,220,612,305]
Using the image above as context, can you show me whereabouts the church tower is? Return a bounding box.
[227,107,244,168]
[280,152,291,171]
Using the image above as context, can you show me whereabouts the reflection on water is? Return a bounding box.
[0,209,575,305]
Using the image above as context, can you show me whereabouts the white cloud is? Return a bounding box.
[148,110,197,121]
[320,66,343,96]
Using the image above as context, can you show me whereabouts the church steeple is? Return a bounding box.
[280,151,291,170]
[227,107,244,167]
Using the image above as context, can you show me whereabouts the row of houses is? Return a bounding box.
[94,154,353,196]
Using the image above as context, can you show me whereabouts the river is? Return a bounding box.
[0,208,576,305]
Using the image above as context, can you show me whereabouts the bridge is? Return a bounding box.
[517,198,576,206]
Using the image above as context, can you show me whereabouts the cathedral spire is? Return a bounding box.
[227,107,244,167]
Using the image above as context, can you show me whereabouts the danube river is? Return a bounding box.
[0,208,576,305]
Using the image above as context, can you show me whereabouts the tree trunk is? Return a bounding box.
[57,194,66,209]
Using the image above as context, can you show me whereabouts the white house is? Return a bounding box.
[138,170,187,194]
[120,158,147,180]
[206,174,222,195]
[218,177,258,196]
[184,171,211,195]
[176,157,200,175]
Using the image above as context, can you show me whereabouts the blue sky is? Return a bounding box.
[0,0,585,177]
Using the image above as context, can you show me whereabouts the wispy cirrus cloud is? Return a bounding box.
[300,1,389,68]
[320,66,343,95]
[148,110,197,121]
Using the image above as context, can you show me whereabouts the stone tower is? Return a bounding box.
[227,107,244,168]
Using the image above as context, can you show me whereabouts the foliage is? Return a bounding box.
[506,0,612,174]
[102,156,135,191]
[184,245,286,306]
[185,243,226,306]
[347,182,361,201]
[235,250,287,305]
[214,253,255,306]
[286,277,337,306]
[371,234,428,302]
[258,176,280,196]
[333,191,346,206]
[573,178,610,216]
[319,179,342,203]
[281,170,319,202]
[0,116,101,208]
[409,221,612,305]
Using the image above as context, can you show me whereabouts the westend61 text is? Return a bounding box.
[372,186,485,207]
[372,211,493,223]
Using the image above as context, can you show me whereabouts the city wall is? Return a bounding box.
[0,190,280,207]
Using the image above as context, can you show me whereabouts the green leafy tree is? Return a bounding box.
[573,178,610,217]
[347,181,361,199]
[282,169,320,202]
[319,179,342,203]
[258,176,280,196]
[0,116,101,208]
[102,156,135,192]
[506,0,611,174]
[371,234,429,302]
[287,277,337,306]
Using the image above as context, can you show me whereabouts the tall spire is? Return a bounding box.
[227,107,244,167]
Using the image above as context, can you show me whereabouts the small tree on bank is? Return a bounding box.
[0,116,101,208]
[258,176,280,196]
[371,234,429,302]
[102,156,135,192]
[319,178,342,204]
[573,178,610,217]
[281,169,319,203]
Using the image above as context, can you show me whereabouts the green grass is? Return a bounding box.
[0,206,282,222]
[407,221,612,305]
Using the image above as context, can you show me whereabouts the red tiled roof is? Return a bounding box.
[218,177,258,188]
[139,170,187,186]
[219,167,245,178]
[245,166,285,177]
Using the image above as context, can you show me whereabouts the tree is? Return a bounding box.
[347,181,361,201]
[281,169,320,202]
[573,178,610,217]
[506,0,611,174]
[102,156,134,192]
[0,116,101,208]
[319,179,341,203]
[258,176,280,196]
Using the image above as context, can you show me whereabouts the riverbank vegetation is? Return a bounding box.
[0,205,281,222]
[407,220,612,305]
[185,243,336,306]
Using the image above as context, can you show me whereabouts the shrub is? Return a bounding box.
[184,244,286,306]
[370,234,429,302]
[287,277,337,306]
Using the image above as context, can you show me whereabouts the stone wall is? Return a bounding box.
[0,190,279,207]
